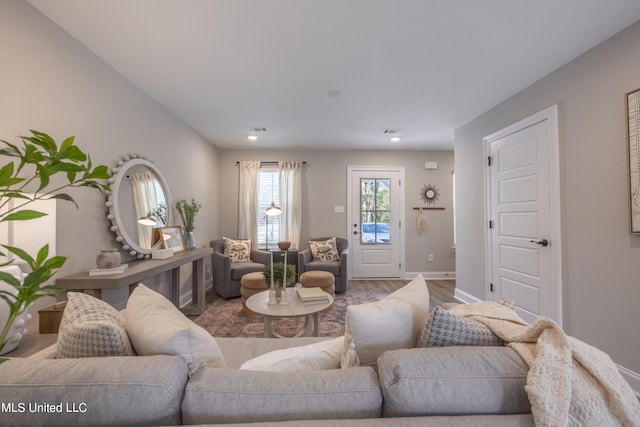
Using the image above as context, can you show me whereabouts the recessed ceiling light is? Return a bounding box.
[247,135,258,141]
[389,136,401,142]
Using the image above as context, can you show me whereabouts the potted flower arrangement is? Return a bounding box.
[0,130,110,355]
[176,198,201,249]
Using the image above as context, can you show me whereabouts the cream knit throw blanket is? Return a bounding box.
[448,302,640,427]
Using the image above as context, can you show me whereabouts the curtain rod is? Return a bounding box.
[235,161,306,165]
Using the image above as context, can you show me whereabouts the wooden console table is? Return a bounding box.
[56,247,212,315]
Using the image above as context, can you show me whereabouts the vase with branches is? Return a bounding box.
[0,130,110,355]
[176,198,201,249]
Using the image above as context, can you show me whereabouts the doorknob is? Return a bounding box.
[353,231,358,235]
[530,239,549,247]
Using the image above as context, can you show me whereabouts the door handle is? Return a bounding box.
[530,239,549,247]
[353,231,358,235]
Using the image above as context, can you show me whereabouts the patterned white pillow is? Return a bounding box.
[57,292,135,358]
[309,238,339,261]
[416,306,504,348]
[223,237,251,263]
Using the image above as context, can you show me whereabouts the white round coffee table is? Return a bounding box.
[245,288,334,338]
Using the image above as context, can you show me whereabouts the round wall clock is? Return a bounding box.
[419,184,440,205]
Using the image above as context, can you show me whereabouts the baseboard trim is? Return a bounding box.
[453,288,483,304]
[179,279,213,308]
[406,271,456,280]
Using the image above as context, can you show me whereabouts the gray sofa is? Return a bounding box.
[0,337,534,427]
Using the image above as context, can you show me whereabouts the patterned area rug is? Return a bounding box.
[192,279,455,338]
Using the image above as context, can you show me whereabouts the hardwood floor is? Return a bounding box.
[348,278,458,310]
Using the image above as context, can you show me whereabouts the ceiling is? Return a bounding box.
[27,0,640,151]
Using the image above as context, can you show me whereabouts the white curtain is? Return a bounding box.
[131,171,158,249]
[278,161,302,249]
[238,160,260,245]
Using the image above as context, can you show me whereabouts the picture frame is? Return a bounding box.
[159,226,185,252]
[626,87,640,233]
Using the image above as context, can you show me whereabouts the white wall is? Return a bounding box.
[217,149,455,275]
[455,19,640,380]
[1,1,220,309]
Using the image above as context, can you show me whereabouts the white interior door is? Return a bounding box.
[484,106,562,325]
[348,166,404,278]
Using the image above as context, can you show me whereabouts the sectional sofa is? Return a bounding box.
[0,337,535,426]
[1,275,637,426]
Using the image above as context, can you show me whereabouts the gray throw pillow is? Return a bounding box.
[57,292,135,358]
[416,306,504,348]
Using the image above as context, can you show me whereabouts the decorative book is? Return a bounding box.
[89,264,129,276]
[297,286,330,303]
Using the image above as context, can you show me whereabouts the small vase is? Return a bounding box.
[96,248,121,269]
[186,231,196,250]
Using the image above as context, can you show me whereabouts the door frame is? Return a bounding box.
[347,165,405,279]
[483,105,563,325]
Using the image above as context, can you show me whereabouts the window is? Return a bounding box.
[360,178,391,244]
[257,167,280,249]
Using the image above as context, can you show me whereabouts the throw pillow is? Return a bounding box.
[240,336,343,372]
[416,306,504,347]
[341,274,430,368]
[223,237,251,263]
[57,292,135,358]
[125,283,226,374]
[309,238,339,261]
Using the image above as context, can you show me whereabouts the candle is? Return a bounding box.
[283,250,287,287]
[270,252,274,290]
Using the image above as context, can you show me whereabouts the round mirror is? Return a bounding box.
[105,155,173,259]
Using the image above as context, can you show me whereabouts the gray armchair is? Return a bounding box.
[210,239,270,299]
[298,237,348,293]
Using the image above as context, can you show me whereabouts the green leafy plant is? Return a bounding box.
[176,198,201,232]
[263,262,295,287]
[0,130,110,354]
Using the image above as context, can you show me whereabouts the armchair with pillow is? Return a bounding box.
[210,238,270,298]
[298,237,348,293]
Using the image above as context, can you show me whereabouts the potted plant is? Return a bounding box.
[0,130,110,355]
[263,262,295,296]
[175,198,201,249]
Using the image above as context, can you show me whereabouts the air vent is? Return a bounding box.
[383,129,402,134]
[247,127,267,133]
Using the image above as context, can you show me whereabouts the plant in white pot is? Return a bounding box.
[175,198,201,250]
[0,130,109,355]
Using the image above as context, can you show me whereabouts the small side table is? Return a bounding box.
[270,248,299,281]
[245,288,333,338]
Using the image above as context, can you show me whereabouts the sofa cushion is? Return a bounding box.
[0,355,187,427]
[182,366,382,424]
[240,336,343,372]
[56,291,134,358]
[230,260,267,280]
[416,306,504,347]
[303,260,340,276]
[341,274,429,367]
[224,237,251,263]
[125,283,226,373]
[377,346,531,417]
[309,237,340,261]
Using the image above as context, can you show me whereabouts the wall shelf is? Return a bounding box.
[413,207,445,210]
